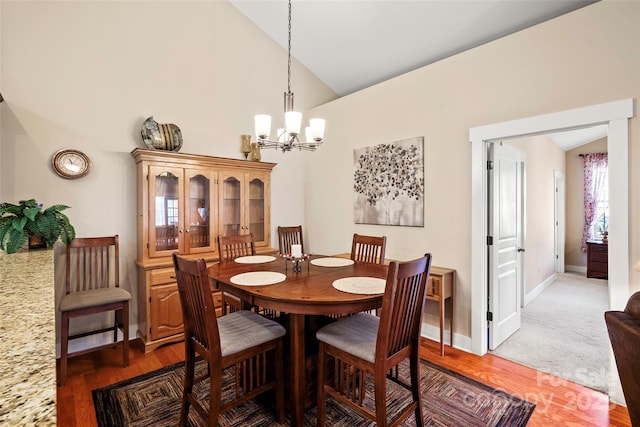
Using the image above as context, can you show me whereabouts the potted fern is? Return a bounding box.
[0,199,76,254]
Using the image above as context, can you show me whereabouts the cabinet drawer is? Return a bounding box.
[590,252,608,263]
[149,267,176,286]
[212,289,223,308]
[588,244,608,253]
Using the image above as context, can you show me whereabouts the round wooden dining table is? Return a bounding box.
[208,255,388,427]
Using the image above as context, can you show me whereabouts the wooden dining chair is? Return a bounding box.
[217,233,256,314]
[277,225,304,255]
[316,253,432,426]
[217,233,256,261]
[216,233,279,318]
[172,253,286,426]
[351,233,387,265]
[58,235,131,385]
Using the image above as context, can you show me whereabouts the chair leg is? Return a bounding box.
[316,343,327,427]
[374,374,387,426]
[208,364,221,427]
[180,348,196,427]
[113,311,118,342]
[274,339,285,424]
[410,354,424,427]
[59,312,70,386]
[122,302,129,367]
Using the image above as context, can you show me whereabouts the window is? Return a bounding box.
[582,153,608,251]
[155,196,179,226]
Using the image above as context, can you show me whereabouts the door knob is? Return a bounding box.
[517,247,525,253]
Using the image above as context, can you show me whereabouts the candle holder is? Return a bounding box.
[283,253,309,273]
[241,134,252,159]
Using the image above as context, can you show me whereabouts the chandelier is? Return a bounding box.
[254,0,325,152]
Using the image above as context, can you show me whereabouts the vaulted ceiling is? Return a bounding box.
[230,0,603,149]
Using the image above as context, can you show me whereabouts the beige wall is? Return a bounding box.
[565,138,609,267]
[306,0,639,340]
[2,0,638,349]
[507,136,566,294]
[0,1,336,343]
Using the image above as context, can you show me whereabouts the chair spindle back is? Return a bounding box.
[351,233,387,265]
[377,253,432,360]
[172,254,221,357]
[65,236,119,295]
[217,233,256,262]
[277,225,304,255]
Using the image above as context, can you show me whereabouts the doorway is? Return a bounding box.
[488,135,610,394]
[469,98,633,404]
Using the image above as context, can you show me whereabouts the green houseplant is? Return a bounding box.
[0,198,76,254]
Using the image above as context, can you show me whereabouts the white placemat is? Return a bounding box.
[230,271,286,286]
[332,277,386,294]
[234,255,276,264]
[310,257,355,267]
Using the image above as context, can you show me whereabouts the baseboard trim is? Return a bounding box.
[523,273,556,306]
[421,322,471,353]
[565,264,587,274]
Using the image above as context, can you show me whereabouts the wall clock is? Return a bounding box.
[52,149,92,179]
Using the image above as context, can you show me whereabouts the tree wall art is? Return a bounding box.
[353,136,424,226]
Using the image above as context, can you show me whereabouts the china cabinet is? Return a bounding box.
[131,148,276,352]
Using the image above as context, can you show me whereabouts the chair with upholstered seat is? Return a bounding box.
[316,253,432,426]
[217,233,255,314]
[58,235,131,385]
[172,253,286,426]
[277,225,304,255]
[351,233,387,265]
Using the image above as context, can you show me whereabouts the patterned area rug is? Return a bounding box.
[93,359,535,426]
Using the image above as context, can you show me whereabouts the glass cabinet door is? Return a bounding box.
[249,177,265,242]
[149,166,184,258]
[186,169,216,254]
[221,174,242,236]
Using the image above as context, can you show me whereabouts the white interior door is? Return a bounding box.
[488,142,524,350]
[554,170,566,273]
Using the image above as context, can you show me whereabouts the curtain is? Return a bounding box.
[581,153,608,252]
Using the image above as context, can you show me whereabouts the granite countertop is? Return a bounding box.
[0,249,56,425]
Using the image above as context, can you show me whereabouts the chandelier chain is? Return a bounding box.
[252,0,325,152]
[287,0,292,95]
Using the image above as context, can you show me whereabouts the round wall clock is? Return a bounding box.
[52,149,92,179]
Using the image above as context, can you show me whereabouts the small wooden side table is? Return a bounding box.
[427,266,455,356]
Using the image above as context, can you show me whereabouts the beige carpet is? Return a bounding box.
[491,272,609,394]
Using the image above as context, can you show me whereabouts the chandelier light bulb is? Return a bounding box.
[255,114,272,140]
[309,118,325,142]
[285,111,302,136]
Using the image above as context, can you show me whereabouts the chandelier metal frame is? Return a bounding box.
[254,0,325,152]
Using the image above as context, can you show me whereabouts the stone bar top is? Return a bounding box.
[0,249,56,425]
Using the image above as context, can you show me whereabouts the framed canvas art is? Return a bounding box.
[353,136,424,226]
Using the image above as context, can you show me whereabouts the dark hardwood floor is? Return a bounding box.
[56,338,631,426]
